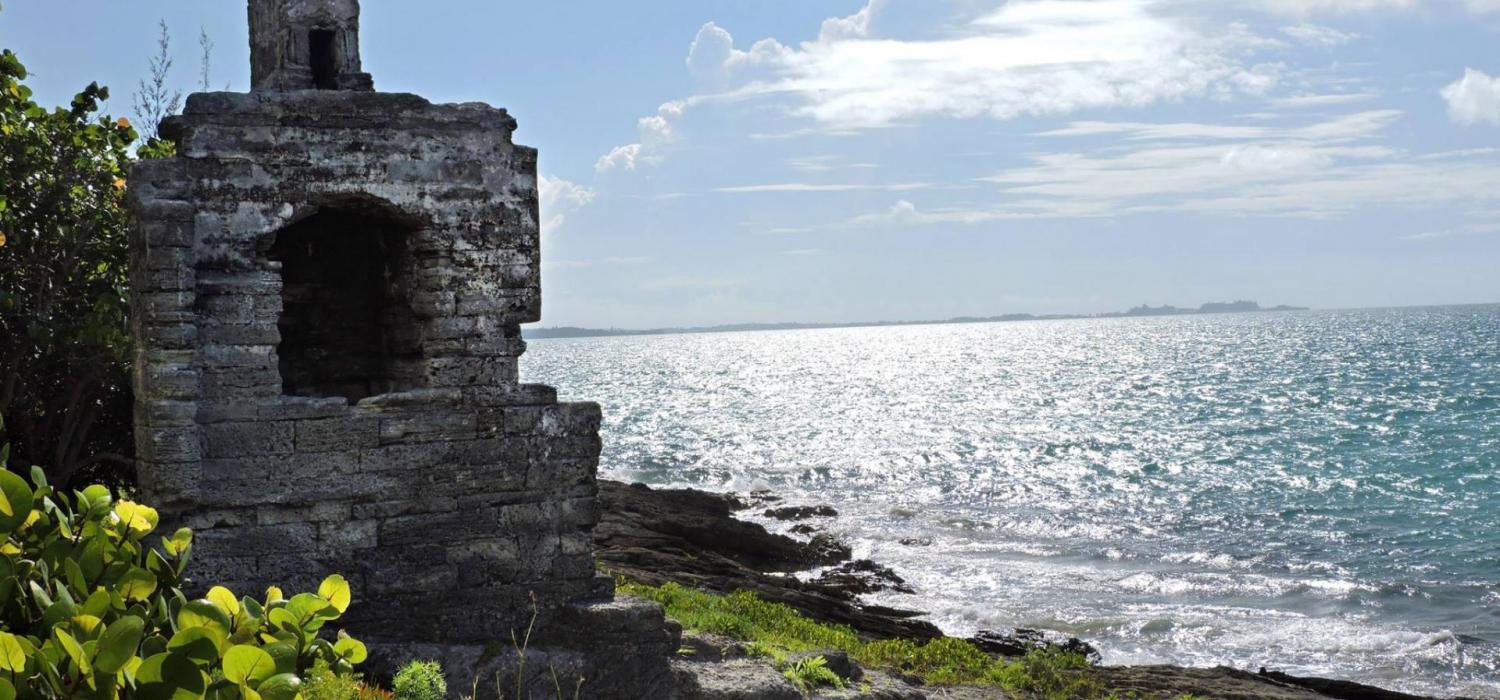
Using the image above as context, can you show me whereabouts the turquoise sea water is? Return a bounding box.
[521,305,1500,698]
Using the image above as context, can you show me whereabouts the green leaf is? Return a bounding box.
[118,567,158,602]
[166,627,225,667]
[206,586,240,618]
[163,528,193,557]
[316,575,351,615]
[221,646,275,688]
[332,637,367,664]
[81,484,111,509]
[0,677,14,700]
[261,643,297,676]
[53,627,89,677]
[177,600,232,637]
[136,652,207,700]
[94,616,145,675]
[255,673,301,700]
[0,633,26,673]
[0,470,34,533]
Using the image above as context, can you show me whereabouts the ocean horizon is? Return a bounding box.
[523,304,1500,698]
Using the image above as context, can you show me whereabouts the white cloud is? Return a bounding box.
[1254,0,1419,15]
[595,101,689,173]
[538,175,594,232]
[1252,0,1500,14]
[1442,68,1500,126]
[1269,92,1379,108]
[595,144,643,173]
[812,109,1500,229]
[1402,222,1500,241]
[722,0,1282,129]
[715,182,933,194]
[974,110,1500,219]
[1280,23,1359,46]
[604,0,1289,171]
[819,0,879,41]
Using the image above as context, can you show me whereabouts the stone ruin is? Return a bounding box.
[126,1,679,695]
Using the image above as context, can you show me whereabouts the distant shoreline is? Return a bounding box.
[524,300,1311,340]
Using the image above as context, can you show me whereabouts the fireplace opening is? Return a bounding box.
[269,207,423,403]
[309,29,338,89]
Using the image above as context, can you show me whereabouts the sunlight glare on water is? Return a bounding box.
[522,306,1500,698]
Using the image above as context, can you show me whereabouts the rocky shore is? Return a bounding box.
[596,480,1472,700]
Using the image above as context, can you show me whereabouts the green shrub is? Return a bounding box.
[0,42,141,489]
[0,453,367,699]
[392,661,446,700]
[781,655,844,693]
[620,580,1122,695]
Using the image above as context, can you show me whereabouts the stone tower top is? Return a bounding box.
[249,0,374,92]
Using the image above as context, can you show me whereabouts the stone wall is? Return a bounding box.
[125,93,676,680]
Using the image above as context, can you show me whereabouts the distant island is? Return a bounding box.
[525,300,1309,340]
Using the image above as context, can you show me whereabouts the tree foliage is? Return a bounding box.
[0,47,138,488]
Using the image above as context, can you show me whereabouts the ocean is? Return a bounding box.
[521,305,1500,698]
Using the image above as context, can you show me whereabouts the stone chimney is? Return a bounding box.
[250,0,373,91]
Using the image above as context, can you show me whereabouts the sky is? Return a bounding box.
[3,0,1499,328]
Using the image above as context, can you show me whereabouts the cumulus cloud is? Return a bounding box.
[595,101,688,173]
[1442,68,1500,126]
[538,175,594,232]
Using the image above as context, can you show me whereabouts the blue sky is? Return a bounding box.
[4,0,1499,327]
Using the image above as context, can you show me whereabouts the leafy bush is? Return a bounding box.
[391,661,445,700]
[0,43,142,489]
[303,660,392,700]
[781,655,844,693]
[0,452,367,699]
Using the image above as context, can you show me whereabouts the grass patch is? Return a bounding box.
[620,580,1169,698]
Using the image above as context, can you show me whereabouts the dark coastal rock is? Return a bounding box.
[968,628,1101,663]
[597,480,943,641]
[764,505,840,521]
[742,491,783,508]
[807,533,853,565]
[899,537,933,547]
[1254,669,1474,700]
[814,560,916,597]
[789,523,821,536]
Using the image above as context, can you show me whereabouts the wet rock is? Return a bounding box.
[597,480,943,641]
[738,490,782,510]
[765,505,839,521]
[789,523,821,536]
[814,560,916,597]
[806,533,853,565]
[898,537,933,547]
[968,628,1101,663]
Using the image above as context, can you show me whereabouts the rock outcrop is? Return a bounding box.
[596,481,942,641]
